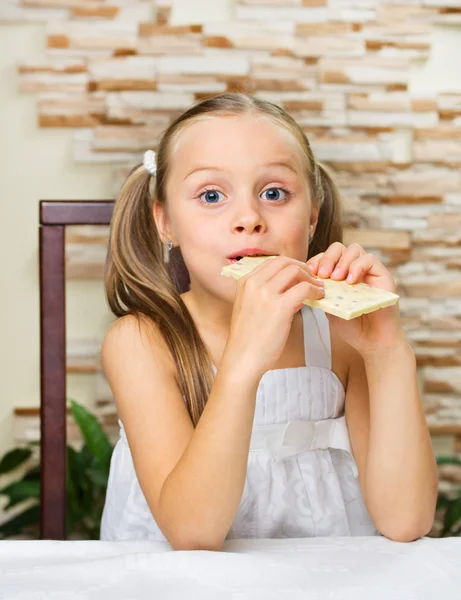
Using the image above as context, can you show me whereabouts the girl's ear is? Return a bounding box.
[153,201,173,244]
[310,206,320,235]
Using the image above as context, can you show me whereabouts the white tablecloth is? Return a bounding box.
[1,536,460,599]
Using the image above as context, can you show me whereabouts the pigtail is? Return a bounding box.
[308,162,343,260]
[104,162,215,426]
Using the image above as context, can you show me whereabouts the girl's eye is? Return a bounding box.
[199,189,225,204]
[197,186,292,206]
[261,187,291,202]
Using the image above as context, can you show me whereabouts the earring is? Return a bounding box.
[164,240,173,264]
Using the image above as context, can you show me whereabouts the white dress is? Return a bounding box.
[100,305,378,541]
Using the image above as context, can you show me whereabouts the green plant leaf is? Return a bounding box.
[0,479,41,510]
[436,456,461,467]
[441,497,461,537]
[85,467,109,488]
[436,496,450,511]
[66,447,82,533]
[69,400,113,471]
[23,465,41,481]
[0,447,32,475]
[0,504,40,539]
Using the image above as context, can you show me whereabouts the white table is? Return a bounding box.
[1,536,460,599]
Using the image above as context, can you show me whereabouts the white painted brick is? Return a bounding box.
[378,47,430,62]
[413,228,461,245]
[423,0,461,6]
[236,5,329,22]
[88,57,157,79]
[19,58,86,71]
[348,110,439,129]
[423,367,461,393]
[399,298,430,317]
[38,92,105,115]
[106,91,195,110]
[138,34,203,55]
[438,94,461,111]
[329,0,379,7]
[234,35,295,52]
[19,72,88,94]
[391,128,413,164]
[47,47,113,59]
[312,140,393,162]
[391,168,461,196]
[445,194,461,206]
[238,0,301,5]
[170,0,232,24]
[295,37,365,58]
[156,55,250,75]
[409,329,461,342]
[328,7,377,22]
[203,20,295,36]
[0,1,68,21]
[73,129,139,163]
[345,65,409,85]
[157,80,227,93]
[374,203,459,221]
[414,139,461,163]
[414,247,461,261]
[47,16,138,38]
[397,261,451,277]
[387,218,428,230]
[251,55,313,80]
[296,112,348,127]
[434,13,461,25]
[428,301,461,318]
[91,124,166,152]
[254,91,346,111]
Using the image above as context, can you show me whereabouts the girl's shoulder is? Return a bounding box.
[102,313,177,377]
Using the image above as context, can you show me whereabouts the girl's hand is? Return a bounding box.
[306,242,406,357]
[223,255,326,381]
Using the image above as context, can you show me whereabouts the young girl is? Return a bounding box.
[99,93,438,549]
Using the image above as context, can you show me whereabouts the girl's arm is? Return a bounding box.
[307,241,439,542]
[346,339,438,542]
[102,315,259,551]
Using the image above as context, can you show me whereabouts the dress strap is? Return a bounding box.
[302,306,332,370]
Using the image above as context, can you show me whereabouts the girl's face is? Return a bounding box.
[155,113,319,304]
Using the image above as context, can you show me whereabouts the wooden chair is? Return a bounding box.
[39,200,190,539]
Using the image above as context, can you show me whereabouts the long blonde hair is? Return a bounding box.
[104,93,343,426]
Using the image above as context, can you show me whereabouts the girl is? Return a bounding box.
[100,93,438,549]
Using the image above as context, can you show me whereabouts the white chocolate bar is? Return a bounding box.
[221,255,399,320]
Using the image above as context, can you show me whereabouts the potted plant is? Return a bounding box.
[0,399,114,540]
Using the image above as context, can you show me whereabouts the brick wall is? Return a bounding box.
[3,0,461,534]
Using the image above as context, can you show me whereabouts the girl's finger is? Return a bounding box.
[305,252,325,275]
[316,242,347,278]
[330,244,366,280]
[346,253,384,284]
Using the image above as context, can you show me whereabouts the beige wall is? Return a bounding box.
[0,23,114,455]
[1,2,461,463]
[0,0,235,459]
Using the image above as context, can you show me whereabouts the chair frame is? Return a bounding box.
[39,200,115,539]
[39,200,189,539]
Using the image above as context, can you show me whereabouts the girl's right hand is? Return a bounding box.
[222,255,325,380]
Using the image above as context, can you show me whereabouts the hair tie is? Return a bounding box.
[143,150,157,176]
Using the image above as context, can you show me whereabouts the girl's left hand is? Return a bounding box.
[306,242,406,357]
